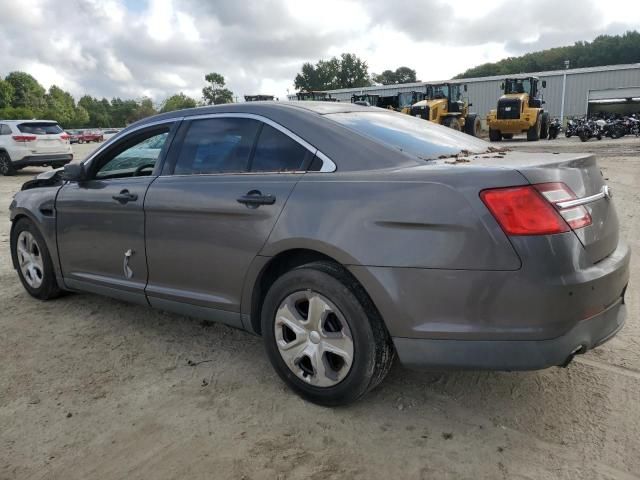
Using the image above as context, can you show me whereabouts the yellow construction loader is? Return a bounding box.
[408,83,481,137]
[487,76,549,141]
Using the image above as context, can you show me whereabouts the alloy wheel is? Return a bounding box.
[16,231,45,288]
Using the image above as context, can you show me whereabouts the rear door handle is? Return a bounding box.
[112,190,138,204]
[237,190,276,208]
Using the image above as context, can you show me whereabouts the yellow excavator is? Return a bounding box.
[487,76,549,141]
[408,83,481,137]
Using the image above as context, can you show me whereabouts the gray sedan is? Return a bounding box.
[9,102,630,405]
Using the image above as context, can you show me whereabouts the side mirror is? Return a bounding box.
[468,102,473,107]
[62,163,86,182]
[542,80,547,88]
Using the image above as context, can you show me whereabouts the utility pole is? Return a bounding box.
[560,60,570,123]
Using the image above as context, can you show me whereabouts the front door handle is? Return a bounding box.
[112,190,138,204]
[237,190,276,208]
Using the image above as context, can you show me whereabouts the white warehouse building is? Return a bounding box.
[288,63,640,123]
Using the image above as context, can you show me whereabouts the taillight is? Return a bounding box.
[60,134,70,141]
[534,182,592,230]
[481,186,569,235]
[481,182,592,236]
[12,135,37,142]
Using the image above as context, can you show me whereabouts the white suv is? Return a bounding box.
[0,120,73,176]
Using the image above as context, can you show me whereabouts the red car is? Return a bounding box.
[77,130,104,143]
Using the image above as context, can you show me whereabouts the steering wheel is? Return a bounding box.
[133,163,155,176]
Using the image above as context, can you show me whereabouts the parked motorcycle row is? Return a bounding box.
[563,113,640,142]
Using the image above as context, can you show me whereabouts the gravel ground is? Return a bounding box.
[1,136,639,480]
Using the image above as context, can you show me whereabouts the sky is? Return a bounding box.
[1,0,639,104]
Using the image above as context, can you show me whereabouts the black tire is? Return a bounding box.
[489,128,502,142]
[540,112,549,139]
[443,116,461,131]
[261,261,394,406]
[10,218,63,300]
[464,114,480,137]
[579,132,589,142]
[502,133,514,139]
[527,114,541,141]
[0,151,16,176]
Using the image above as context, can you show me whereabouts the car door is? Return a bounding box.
[143,114,314,327]
[56,121,177,304]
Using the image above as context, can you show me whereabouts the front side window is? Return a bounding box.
[250,124,310,172]
[96,131,169,179]
[174,118,260,175]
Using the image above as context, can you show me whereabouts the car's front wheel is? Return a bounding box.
[10,218,63,300]
[261,261,394,406]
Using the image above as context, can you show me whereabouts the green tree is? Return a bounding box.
[127,97,157,123]
[294,53,371,91]
[78,95,112,127]
[374,66,418,85]
[455,30,640,78]
[0,78,14,108]
[70,105,90,128]
[202,73,234,105]
[110,98,138,126]
[161,92,197,112]
[43,85,76,126]
[5,71,46,113]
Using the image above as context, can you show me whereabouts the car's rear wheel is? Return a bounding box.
[10,218,63,300]
[0,151,16,176]
[261,261,394,406]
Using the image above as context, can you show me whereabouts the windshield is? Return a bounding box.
[327,110,489,160]
[431,85,449,99]
[505,79,532,95]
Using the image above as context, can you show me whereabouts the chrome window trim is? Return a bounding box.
[81,118,183,168]
[556,185,611,209]
[180,112,337,173]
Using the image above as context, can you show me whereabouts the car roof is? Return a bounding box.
[129,101,374,128]
[0,119,59,123]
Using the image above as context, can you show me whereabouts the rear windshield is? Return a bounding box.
[18,122,63,135]
[326,110,489,160]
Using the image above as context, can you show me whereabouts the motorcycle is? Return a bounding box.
[547,118,562,139]
[565,119,578,138]
[578,119,602,142]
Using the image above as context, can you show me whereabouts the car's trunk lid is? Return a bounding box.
[466,151,618,264]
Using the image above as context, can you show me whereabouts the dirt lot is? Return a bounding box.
[1,136,639,479]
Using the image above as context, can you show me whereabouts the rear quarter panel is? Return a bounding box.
[261,165,527,270]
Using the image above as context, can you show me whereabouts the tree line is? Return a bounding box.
[0,71,234,128]
[294,53,418,91]
[455,30,640,79]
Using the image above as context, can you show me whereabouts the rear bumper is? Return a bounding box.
[12,154,73,167]
[393,297,626,370]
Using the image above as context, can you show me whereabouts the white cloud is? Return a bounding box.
[0,0,636,102]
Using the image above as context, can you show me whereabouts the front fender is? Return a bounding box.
[9,186,63,282]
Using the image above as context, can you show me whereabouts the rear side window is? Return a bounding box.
[17,122,63,135]
[175,118,260,175]
[250,124,310,172]
[326,111,488,160]
[0,124,11,135]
